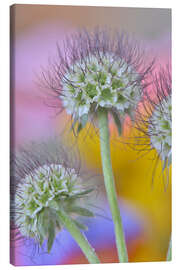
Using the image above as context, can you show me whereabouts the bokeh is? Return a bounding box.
[10,4,171,265]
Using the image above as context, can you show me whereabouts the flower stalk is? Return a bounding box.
[11,139,100,263]
[58,208,100,264]
[40,29,154,263]
[98,107,128,262]
[166,237,172,261]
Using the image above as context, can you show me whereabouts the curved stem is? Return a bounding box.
[167,237,172,261]
[97,108,128,262]
[57,209,100,264]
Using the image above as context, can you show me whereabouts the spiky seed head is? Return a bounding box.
[149,94,171,166]
[11,139,94,253]
[134,66,172,170]
[14,164,81,237]
[61,52,142,120]
[41,29,154,134]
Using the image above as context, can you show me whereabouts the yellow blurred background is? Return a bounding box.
[12,4,171,263]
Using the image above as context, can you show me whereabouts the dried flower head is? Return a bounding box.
[11,139,94,253]
[40,28,154,134]
[135,66,172,172]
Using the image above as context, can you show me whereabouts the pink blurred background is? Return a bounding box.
[10,4,171,266]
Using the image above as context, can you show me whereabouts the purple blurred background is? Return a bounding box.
[10,5,171,265]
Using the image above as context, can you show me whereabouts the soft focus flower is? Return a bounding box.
[135,66,172,170]
[149,95,171,166]
[11,139,94,254]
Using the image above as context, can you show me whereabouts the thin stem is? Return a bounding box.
[97,108,128,262]
[57,209,100,264]
[167,237,172,261]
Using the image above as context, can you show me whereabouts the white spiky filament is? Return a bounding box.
[61,53,142,119]
[14,164,81,240]
[149,95,172,166]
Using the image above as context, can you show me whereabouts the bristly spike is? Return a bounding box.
[39,28,154,134]
[134,65,172,172]
[10,138,95,254]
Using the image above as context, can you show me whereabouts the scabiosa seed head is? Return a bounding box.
[15,164,83,236]
[148,95,171,166]
[11,139,94,253]
[135,65,172,170]
[40,28,154,134]
[61,52,142,118]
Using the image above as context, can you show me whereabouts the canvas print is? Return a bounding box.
[10,4,171,266]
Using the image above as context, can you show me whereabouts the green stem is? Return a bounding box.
[97,108,128,262]
[57,209,100,264]
[167,237,172,261]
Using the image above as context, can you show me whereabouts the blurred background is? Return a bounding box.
[10,4,171,266]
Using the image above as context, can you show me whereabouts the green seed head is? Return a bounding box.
[61,52,142,119]
[12,144,94,253]
[149,95,172,166]
[41,29,154,134]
